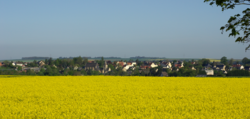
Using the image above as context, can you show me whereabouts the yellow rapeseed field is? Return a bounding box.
[0,76,249,119]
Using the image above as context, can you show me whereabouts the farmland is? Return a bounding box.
[0,76,249,118]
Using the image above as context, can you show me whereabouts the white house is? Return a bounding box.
[122,65,130,72]
[205,69,214,75]
[116,61,126,66]
[161,62,172,69]
[12,62,23,67]
[149,63,158,68]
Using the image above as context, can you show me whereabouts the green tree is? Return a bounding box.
[173,60,177,64]
[242,57,249,64]
[54,59,60,66]
[48,58,54,66]
[73,56,83,66]
[205,0,250,51]
[227,69,250,76]
[100,57,104,68]
[45,59,48,65]
[133,67,140,76]
[108,64,115,71]
[229,58,234,65]
[201,58,210,66]
[220,56,228,65]
[17,66,22,71]
[83,58,88,65]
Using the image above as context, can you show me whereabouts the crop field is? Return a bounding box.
[0,76,249,118]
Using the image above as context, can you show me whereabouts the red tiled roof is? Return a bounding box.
[118,62,124,66]
[233,64,241,67]
[175,64,181,67]
[127,62,132,65]
[140,66,151,69]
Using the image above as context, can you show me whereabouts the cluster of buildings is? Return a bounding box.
[1,61,46,72]
[1,59,250,76]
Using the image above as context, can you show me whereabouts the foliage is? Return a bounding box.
[242,57,250,64]
[227,69,250,76]
[220,56,228,65]
[204,0,250,51]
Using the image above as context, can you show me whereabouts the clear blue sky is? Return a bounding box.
[1,0,249,60]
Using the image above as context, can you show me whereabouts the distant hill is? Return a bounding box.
[22,57,50,60]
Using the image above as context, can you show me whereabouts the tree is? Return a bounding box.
[173,60,177,64]
[220,56,228,65]
[205,0,250,51]
[54,59,60,66]
[108,64,115,71]
[17,66,22,71]
[73,56,83,66]
[48,57,53,66]
[100,57,104,68]
[201,58,210,66]
[229,58,234,65]
[83,58,88,65]
[242,57,249,64]
[45,59,48,65]
[227,70,250,76]
[133,67,140,76]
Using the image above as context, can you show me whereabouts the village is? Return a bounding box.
[1,57,250,76]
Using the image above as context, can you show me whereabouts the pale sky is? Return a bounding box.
[1,0,250,60]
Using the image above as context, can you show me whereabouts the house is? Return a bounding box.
[174,64,182,69]
[166,62,172,68]
[223,70,227,74]
[205,69,214,75]
[122,62,136,72]
[106,61,112,65]
[100,62,110,73]
[160,72,168,77]
[73,66,78,70]
[126,62,132,66]
[78,67,83,71]
[23,62,28,66]
[140,65,151,70]
[122,65,130,72]
[53,65,57,68]
[216,65,226,71]
[13,62,24,67]
[0,62,3,67]
[85,63,99,71]
[12,62,23,67]
[22,67,41,72]
[149,63,158,68]
[126,62,136,66]
[116,61,126,67]
[228,67,233,71]
[232,64,244,70]
[37,61,45,67]
[160,62,172,69]
[143,61,150,65]
[128,67,135,70]
[174,61,184,68]
[203,64,212,69]
[244,66,250,71]
[189,66,196,70]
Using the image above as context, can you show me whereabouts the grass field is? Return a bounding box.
[0,76,249,118]
[208,59,221,62]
